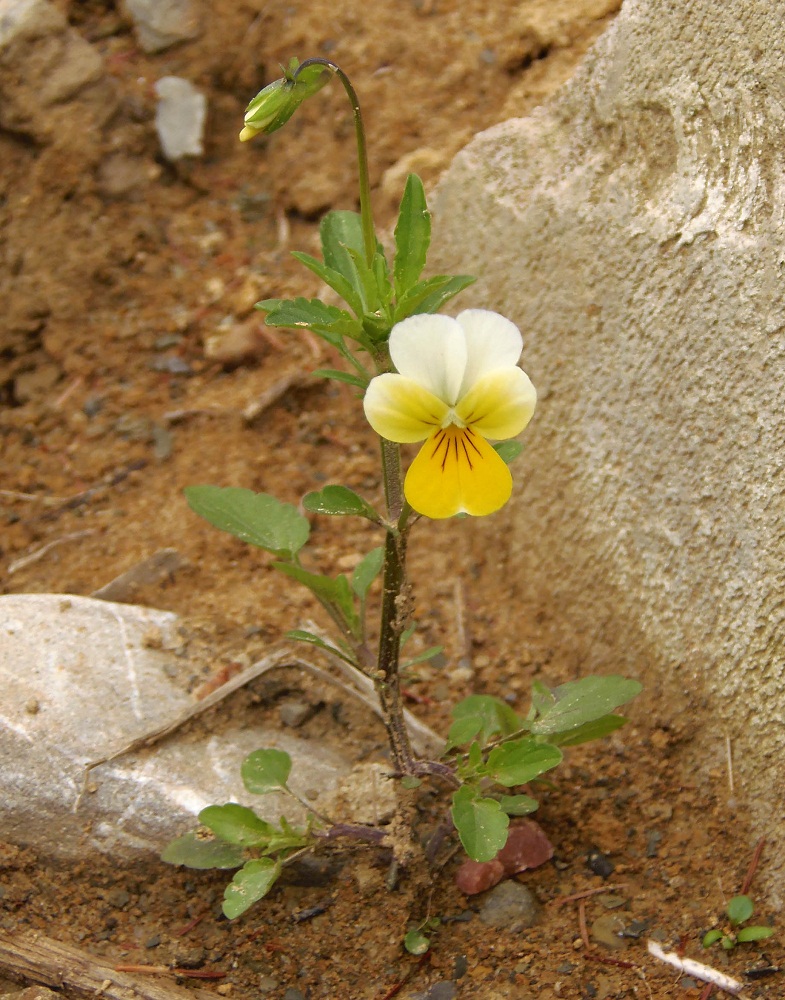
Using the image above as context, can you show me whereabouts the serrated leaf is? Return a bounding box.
[486,738,563,787]
[222,858,281,919]
[727,895,755,925]
[449,695,523,747]
[303,485,380,521]
[394,174,430,299]
[498,793,540,816]
[394,274,477,321]
[198,804,274,847]
[290,251,364,316]
[736,925,774,942]
[241,748,292,794]
[451,786,510,863]
[493,441,523,465]
[274,562,359,635]
[531,676,642,736]
[549,714,628,747]
[403,929,431,955]
[312,368,369,389]
[184,485,309,559]
[259,297,359,337]
[351,546,384,599]
[161,831,245,870]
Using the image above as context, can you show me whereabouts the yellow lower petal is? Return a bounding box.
[404,426,513,519]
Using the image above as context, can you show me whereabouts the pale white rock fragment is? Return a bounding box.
[154,76,206,160]
[0,594,350,860]
[122,0,201,53]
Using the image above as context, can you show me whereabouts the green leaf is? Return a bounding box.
[184,485,309,559]
[320,210,366,280]
[451,786,510,863]
[401,645,443,668]
[393,174,430,299]
[486,738,563,787]
[222,858,281,919]
[403,929,431,956]
[449,694,522,747]
[493,441,523,465]
[161,831,245,870]
[394,274,476,322]
[312,368,369,389]
[498,793,540,816]
[351,546,385,598]
[303,485,380,521]
[290,251,364,316]
[198,804,274,847]
[736,925,774,943]
[274,562,359,635]
[530,676,643,736]
[285,628,354,660]
[727,895,755,926]
[702,929,723,948]
[549,714,629,747]
[258,296,360,337]
[241,748,292,794]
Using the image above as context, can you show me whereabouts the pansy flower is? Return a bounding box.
[364,309,536,519]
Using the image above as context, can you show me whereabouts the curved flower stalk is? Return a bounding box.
[364,310,537,519]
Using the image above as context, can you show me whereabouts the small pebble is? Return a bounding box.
[478,881,543,929]
[590,913,628,950]
[144,934,161,949]
[587,849,615,878]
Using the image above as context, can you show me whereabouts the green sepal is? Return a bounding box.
[498,793,540,816]
[393,174,430,300]
[393,274,477,322]
[451,785,510,863]
[184,485,309,560]
[311,368,369,389]
[486,738,563,787]
[351,546,385,599]
[493,441,523,465]
[530,676,642,737]
[303,484,380,522]
[161,831,245,870]
[241,748,292,794]
[274,562,359,636]
[223,858,281,919]
[198,804,275,847]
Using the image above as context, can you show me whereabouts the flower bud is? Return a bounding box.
[240,59,330,142]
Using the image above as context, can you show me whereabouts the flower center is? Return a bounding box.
[440,407,467,430]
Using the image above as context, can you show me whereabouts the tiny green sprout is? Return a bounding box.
[404,916,441,956]
[702,894,774,951]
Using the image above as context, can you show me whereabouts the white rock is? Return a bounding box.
[154,76,206,161]
[122,0,201,54]
[0,594,350,860]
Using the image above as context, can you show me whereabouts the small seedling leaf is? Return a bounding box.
[403,929,431,956]
[493,441,524,465]
[302,485,379,521]
[161,831,245,870]
[498,793,540,816]
[222,858,281,919]
[241,748,292,794]
[184,485,309,559]
[486,738,563,787]
[198,804,274,847]
[727,895,755,925]
[702,929,723,948]
[351,546,385,599]
[449,694,522,747]
[530,676,642,736]
[394,174,430,299]
[451,786,510,863]
[736,926,774,943]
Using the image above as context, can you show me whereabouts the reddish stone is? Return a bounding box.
[455,858,505,895]
[497,819,554,875]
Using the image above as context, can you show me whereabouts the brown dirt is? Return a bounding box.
[1,1,782,998]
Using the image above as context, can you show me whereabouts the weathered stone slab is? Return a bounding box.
[154,76,207,160]
[122,0,201,54]
[430,0,785,906]
[0,594,350,859]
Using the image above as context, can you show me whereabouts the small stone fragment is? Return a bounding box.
[122,0,201,53]
[154,77,206,161]
[478,881,543,929]
[497,819,555,874]
[587,849,615,878]
[204,319,266,365]
[455,858,505,895]
[590,913,628,950]
[279,700,314,728]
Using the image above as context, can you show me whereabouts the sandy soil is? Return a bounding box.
[1,1,782,998]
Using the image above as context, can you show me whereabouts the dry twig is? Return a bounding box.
[647,941,745,996]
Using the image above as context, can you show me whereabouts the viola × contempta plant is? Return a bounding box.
[162,57,642,919]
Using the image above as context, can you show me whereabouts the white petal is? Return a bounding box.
[456,309,523,398]
[389,314,467,406]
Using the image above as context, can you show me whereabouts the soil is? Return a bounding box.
[1,2,782,999]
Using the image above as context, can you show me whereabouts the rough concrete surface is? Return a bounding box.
[430,0,784,905]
